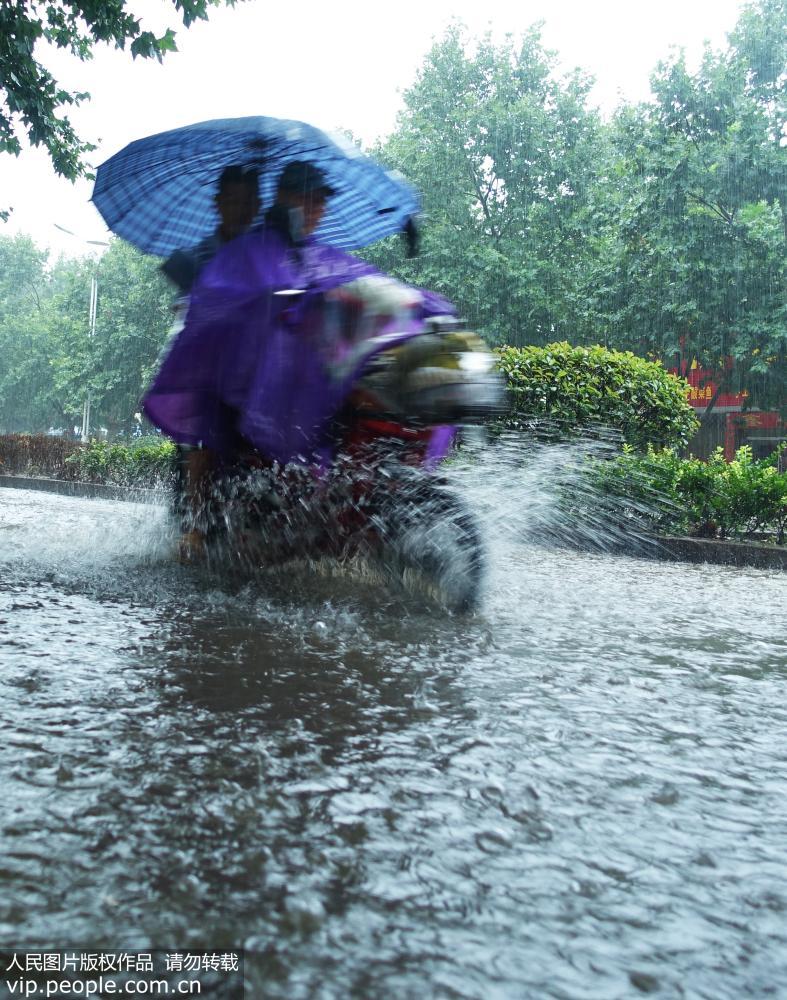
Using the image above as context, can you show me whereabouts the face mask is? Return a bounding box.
[287,206,305,244]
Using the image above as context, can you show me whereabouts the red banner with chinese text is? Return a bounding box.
[668,359,749,410]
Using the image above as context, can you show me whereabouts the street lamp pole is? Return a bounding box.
[54,225,109,442]
[79,272,99,442]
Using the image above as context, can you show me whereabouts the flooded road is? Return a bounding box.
[1,478,786,999]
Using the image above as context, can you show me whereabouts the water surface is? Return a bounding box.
[1,477,786,999]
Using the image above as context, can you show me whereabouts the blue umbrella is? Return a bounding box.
[92,116,420,257]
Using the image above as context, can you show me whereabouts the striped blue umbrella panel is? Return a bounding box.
[92,116,420,257]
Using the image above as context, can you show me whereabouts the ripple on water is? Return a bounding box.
[1,480,786,998]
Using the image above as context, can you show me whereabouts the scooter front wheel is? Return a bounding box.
[372,483,485,613]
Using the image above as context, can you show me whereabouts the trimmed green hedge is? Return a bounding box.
[590,444,787,543]
[0,433,83,479]
[494,342,699,451]
[65,437,177,487]
[0,434,176,486]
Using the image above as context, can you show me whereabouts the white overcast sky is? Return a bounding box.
[1,0,745,257]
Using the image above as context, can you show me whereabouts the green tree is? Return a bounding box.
[0,234,63,430]
[0,0,239,215]
[361,23,606,347]
[47,239,172,431]
[0,232,174,434]
[590,0,786,410]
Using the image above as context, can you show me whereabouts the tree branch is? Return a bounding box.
[686,192,736,225]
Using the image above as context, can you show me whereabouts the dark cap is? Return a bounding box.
[217,164,259,192]
[277,160,336,197]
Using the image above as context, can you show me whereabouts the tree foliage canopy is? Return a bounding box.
[0,234,172,433]
[1,0,784,438]
[361,2,785,411]
[363,23,604,345]
[0,0,235,192]
[598,0,787,406]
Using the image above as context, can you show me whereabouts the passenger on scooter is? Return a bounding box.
[160,164,262,536]
[161,164,261,294]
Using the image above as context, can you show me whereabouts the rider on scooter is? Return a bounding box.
[144,160,455,559]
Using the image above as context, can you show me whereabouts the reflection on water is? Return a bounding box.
[1,471,786,999]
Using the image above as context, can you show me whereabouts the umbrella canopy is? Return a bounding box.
[92,116,420,257]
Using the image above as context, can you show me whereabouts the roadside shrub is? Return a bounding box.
[65,436,177,487]
[590,444,787,543]
[714,445,787,541]
[0,433,83,479]
[494,342,698,451]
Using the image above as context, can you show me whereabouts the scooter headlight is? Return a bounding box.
[457,351,495,374]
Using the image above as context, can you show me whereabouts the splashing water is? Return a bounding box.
[0,431,687,608]
[1,443,786,1000]
[445,428,675,561]
[175,449,488,612]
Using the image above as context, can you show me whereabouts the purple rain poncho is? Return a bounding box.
[142,228,455,465]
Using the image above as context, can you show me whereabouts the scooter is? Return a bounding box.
[182,276,504,611]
